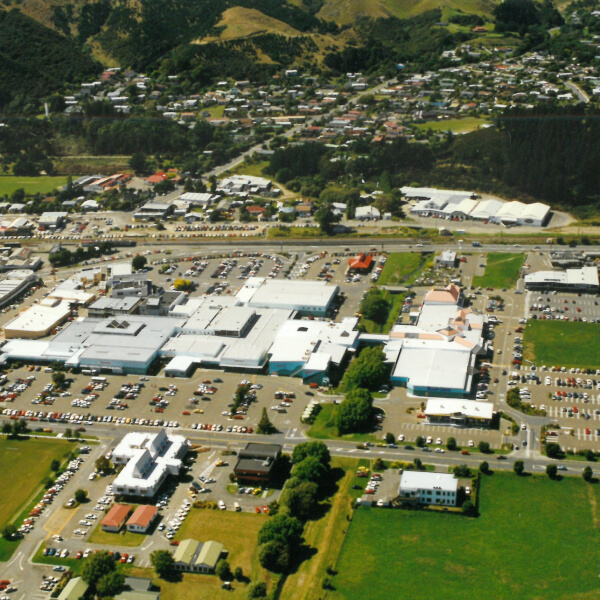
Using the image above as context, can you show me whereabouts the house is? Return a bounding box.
[234,442,282,483]
[246,205,267,218]
[58,577,89,600]
[173,539,225,573]
[437,250,457,268]
[126,505,159,533]
[398,471,458,506]
[101,503,132,532]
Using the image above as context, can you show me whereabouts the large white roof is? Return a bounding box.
[400,471,458,493]
[425,398,494,420]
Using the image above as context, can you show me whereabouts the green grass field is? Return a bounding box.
[333,472,600,600]
[525,320,600,369]
[88,524,145,547]
[308,404,379,443]
[170,508,273,597]
[0,176,69,196]
[415,117,490,133]
[360,291,405,334]
[472,253,525,289]
[377,252,431,286]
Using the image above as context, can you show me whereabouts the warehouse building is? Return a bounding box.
[524,266,599,292]
[112,429,189,498]
[0,270,38,309]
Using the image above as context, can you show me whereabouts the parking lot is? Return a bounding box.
[526,291,600,323]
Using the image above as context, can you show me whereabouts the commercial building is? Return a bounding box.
[101,503,133,532]
[524,267,599,292]
[88,296,143,318]
[424,398,494,427]
[237,277,339,316]
[0,246,42,272]
[173,539,225,573]
[133,202,174,222]
[234,443,282,484]
[2,298,72,339]
[269,317,359,383]
[0,270,38,309]
[387,283,486,397]
[39,212,68,230]
[112,429,189,498]
[437,250,457,268]
[126,505,159,533]
[398,472,458,506]
[348,253,373,271]
[404,186,550,227]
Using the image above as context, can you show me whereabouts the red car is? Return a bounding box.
[255,506,261,514]
[262,506,269,514]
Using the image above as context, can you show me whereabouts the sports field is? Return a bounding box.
[377,252,431,286]
[415,117,490,133]
[333,472,600,600]
[525,320,600,369]
[472,252,525,289]
[0,176,69,196]
[0,437,68,530]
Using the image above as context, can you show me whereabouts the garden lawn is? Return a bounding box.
[525,319,600,369]
[415,117,489,133]
[360,291,405,334]
[0,176,69,196]
[472,252,525,289]
[88,525,145,547]
[377,252,431,286]
[332,472,600,600]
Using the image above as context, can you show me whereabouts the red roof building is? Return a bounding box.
[348,253,373,271]
[126,505,159,533]
[101,504,132,532]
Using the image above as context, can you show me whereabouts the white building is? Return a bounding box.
[424,398,494,428]
[3,297,72,339]
[524,266,599,292]
[398,471,458,506]
[437,250,456,268]
[112,429,189,497]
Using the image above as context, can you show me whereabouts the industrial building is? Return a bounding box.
[398,472,458,506]
[387,283,486,397]
[424,398,494,428]
[0,270,38,309]
[524,266,599,292]
[112,429,189,498]
[404,186,550,227]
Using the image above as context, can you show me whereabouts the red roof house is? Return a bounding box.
[348,253,373,270]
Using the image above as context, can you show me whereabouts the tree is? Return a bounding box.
[478,441,491,454]
[291,441,331,468]
[96,571,125,597]
[335,388,373,435]
[50,459,60,472]
[132,255,147,271]
[129,152,148,175]
[258,539,290,573]
[257,408,277,435]
[2,524,17,540]
[248,582,267,598]
[341,347,388,392]
[82,550,116,586]
[546,464,558,479]
[513,460,525,476]
[546,443,562,459]
[258,514,303,548]
[479,461,489,475]
[173,279,194,292]
[52,371,66,389]
[279,478,319,520]
[2,422,12,435]
[360,289,390,325]
[234,567,244,582]
[447,437,458,451]
[372,457,385,472]
[416,436,425,448]
[314,203,340,235]
[150,549,175,579]
[64,428,73,439]
[95,456,110,473]
[385,432,395,445]
[216,559,233,581]
[462,500,476,517]
[583,466,594,483]
[74,488,88,503]
[453,464,472,478]
[413,457,422,470]
[292,456,328,486]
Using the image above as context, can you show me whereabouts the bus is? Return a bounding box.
[91,376,107,384]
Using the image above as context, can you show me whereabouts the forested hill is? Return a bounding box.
[0,9,100,108]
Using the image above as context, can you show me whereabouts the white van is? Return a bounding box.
[234,502,241,512]
[218,500,226,511]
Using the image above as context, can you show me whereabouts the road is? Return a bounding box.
[566,80,589,104]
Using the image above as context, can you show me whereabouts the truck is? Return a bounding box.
[472,241,482,247]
